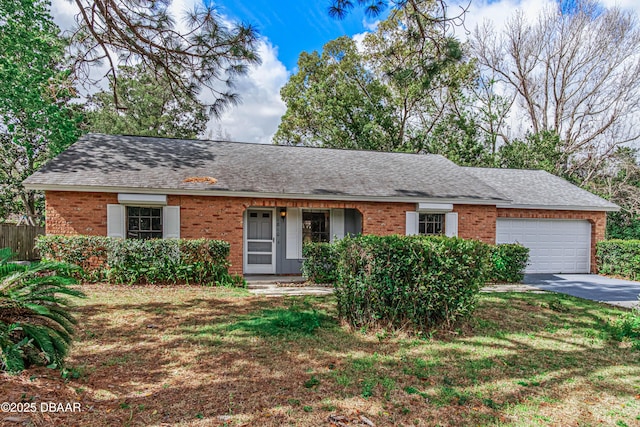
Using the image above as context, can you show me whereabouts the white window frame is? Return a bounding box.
[406,207,458,237]
[285,207,346,260]
[107,202,180,239]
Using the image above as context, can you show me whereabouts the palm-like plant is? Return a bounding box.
[0,248,85,372]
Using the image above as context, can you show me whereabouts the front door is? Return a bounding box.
[244,209,276,274]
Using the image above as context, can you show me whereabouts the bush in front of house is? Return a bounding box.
[334,235,492,332]
[597,239,640,280]
[0,248,85,372]
[489,243,529,283]
[303,240,529,285]
[35,236,233,285]
[301,242,339,284]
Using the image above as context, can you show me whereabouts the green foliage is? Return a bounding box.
[304,240,528,285]
[606,212,640,240]
[489,244,529,283]
[274,8,477,153]
[597,240,640,280]
[333,235,492,332]
[608,304,640,350]
[302,242,340,284]
[35,236,233,285]
[0,0,82,221]
[497,131,567,177]
[0,248,84,372]
[274,36,397,149]
[85,64,208,139]
[422,112,495,167]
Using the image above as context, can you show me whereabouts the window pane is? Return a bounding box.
[302,211,330,243]
[418,213,444,236]
[248,254,272,264]
[248,242,272,252]
[127,206,163,239]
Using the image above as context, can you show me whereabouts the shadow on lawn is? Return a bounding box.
[19,291,638,426]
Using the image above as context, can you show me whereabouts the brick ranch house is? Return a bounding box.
[23,134,619,275]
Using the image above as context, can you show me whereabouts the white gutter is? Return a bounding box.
[496,203,620,212]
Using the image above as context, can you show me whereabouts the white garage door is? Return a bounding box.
[496,219,591,273]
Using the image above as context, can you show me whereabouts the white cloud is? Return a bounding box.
[452,0,555,40]
[210,41,289,144]
[50,0,76,30]
[600,0,640,12]
[50,0,289,143]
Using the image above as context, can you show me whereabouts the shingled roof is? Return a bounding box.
[464,167,618,211]
[23,134,618,211]
[23,134,508,204]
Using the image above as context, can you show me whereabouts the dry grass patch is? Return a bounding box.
[1,285,639,426]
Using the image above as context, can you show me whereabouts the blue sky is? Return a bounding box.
[50,0,640,144]
[213,0,382,70]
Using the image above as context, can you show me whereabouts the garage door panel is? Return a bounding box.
[496,218,591,274]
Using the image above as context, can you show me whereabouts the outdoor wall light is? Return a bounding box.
[280,209,287,218]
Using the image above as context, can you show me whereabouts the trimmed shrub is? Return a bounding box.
[35,236,234,285]
[33,235,109,280]
[302,242,339,284]
[489,244,529,283]
[334,235,492,332]
[597,240,640,279]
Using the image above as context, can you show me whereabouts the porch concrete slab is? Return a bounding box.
[523,274,640,308]
[248,285,334,297]
[481,284,543,293]
[244,275,307,285]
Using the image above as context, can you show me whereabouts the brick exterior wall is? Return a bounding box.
[46,191,117,235]
[497,208,606,273]
[171,195,415,273]
[453,204,497,244]
[44,191,607,274]
[45,191,414,275]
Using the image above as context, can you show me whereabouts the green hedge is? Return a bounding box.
[334,235,492,332]
[301,242,339,283]
[35,236,235,285]
[597,240,640,280]
[303,240,529,285]
[490,244,529,283]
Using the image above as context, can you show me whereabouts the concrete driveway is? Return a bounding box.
[523,274,640,308]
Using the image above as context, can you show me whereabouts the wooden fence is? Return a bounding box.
[0,224,45,260]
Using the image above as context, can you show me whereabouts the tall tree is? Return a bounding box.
[471,0,640,183]
[85,64,208,139]
[362,5,476,151]
[274,37,397,149]
[274,5,476,152]
[68,0,260,116]
[328,0,468,54]
[0,0,82,222]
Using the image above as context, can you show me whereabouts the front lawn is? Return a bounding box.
[2,285,639,426]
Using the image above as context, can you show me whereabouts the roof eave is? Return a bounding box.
[497,203,620,212]
[24,183,509,206]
